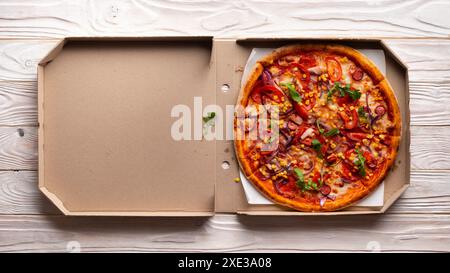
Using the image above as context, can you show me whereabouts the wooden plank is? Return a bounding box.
[0,0,449,39]
[0,127,37,170]
[0,81,37,126]
[411,126,450,170]
[0,125,447,171]
[389,171,450,214]
[0,214,448,252]
[0,170,448,215]
[0,41,56,81]
[385,39,450,126]
[0,171,56,214]
[2,39,450,124]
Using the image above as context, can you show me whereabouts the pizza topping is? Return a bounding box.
[293,103,309,120]
[323,128,340,138]
[294,168,321,192]
[254,85,285,103]
[375,105,386,116]
[299,54,318,68]
[352,67,364,81]
[289,113,303,125]
[338,108,359,130]
[354,148,366,177]
[282,82,302,103]
[319,184,331,195]
[325,57,342,81]
[300,127,314,140]
[327,82,361,103]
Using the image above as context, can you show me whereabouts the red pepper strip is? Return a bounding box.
[251,85,285,103]
[299,54,317,68]
[294,103,309,120]
[325,57,342,82]
[293,124,309,145]
[346,132,367,141]
[363,150,376,168]
[341,163,357,181]
[289,63,311,83]
[338,108,358,130]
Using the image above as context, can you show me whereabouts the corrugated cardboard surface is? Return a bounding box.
[214,38,410,215]
[39,38,216,215]
[39,37,409,216]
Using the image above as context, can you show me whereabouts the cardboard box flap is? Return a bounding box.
[39,38,216,215]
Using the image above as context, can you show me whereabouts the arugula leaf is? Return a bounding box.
[354,148,366,177]
[358,106,368,124]
[358,106,366,118]
[294,168,320,191]
[347,88,362,100]
[327,83,339,101]
[327,82,361,101]
[312,139,322,152]
[282,82,302,103]
[202,112,216,123]
[294,168,305,190]
[324,128,340,137]
[316,120,324,134]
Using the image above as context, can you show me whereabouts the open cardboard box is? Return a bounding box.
[38,37,410,216]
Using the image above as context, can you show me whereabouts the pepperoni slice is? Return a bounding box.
[352,68,364,81]
[375,105,386,116]
[320,184,331,195]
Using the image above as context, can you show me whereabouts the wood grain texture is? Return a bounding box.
[0,125,446,171]
[0,127,37,170]
[411,126,450,170]
[0,170,448,215]
[0,0,449,253]
[0,81,37,125]
[0,171,56,214]
[385,39,450,125]
[0,214,448,252]
[0,0,449,39]
[0,39,450,125]
[0,41,56,81]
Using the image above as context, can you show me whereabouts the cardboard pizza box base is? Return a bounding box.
[38,37,410,216]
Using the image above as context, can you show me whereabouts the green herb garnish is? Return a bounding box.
[358,106,368,123]
[312,139,322,152]
[354,148,366,177]
[294,168,319,191]
[316,120,324,134]
[324,128,340,137]
[203,112,216,123]
[282,82,302,103]
[327,82,361,101]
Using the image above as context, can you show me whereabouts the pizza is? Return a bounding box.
[234,44,401,211]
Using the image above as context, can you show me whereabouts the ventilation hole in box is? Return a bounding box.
[221,84,230,93]
[221,161,230,170]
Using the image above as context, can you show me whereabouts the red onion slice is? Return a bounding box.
[320,197,327,207]
[327,194,336,201]
[288,120,298,131]
[299,155,315,175]
[289,114,303,125]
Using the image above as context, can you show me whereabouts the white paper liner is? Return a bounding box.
[240,47,385,207]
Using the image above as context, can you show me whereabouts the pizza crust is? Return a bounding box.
[234,44,402,212]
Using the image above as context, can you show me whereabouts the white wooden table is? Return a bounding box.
[0,0,449,252]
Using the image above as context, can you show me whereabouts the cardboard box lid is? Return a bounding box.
[38,37,216,216]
